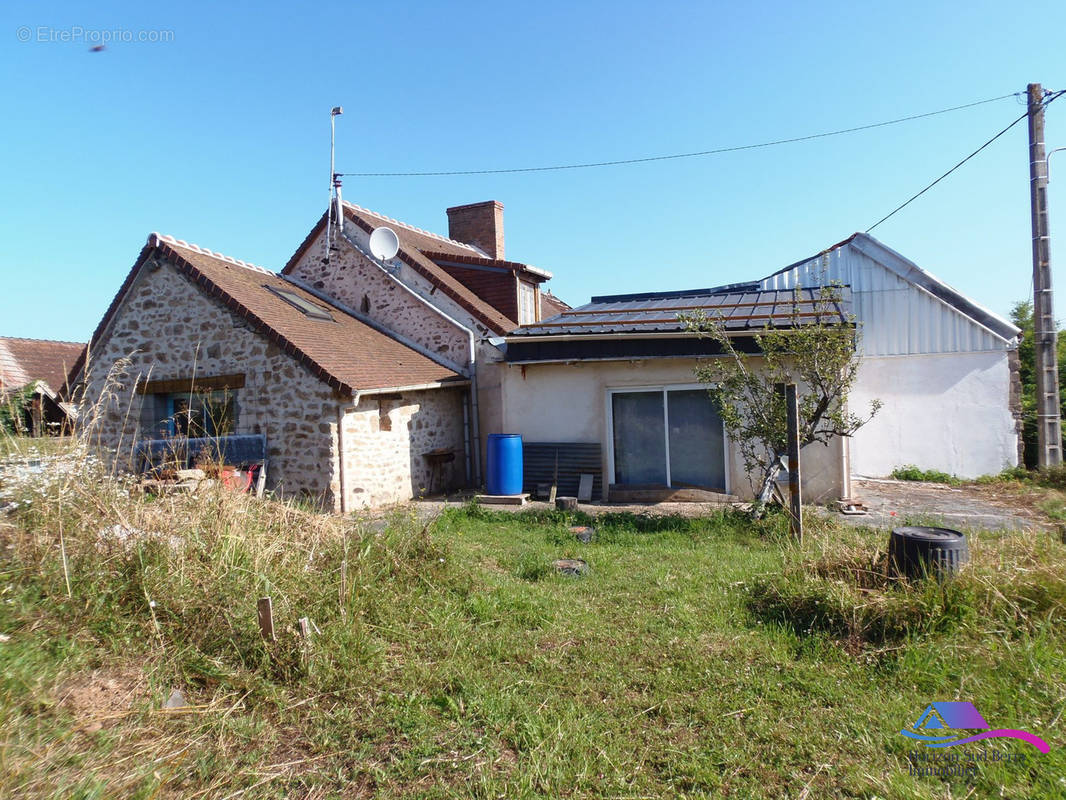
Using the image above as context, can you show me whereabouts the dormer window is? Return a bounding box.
[518,281,537,325]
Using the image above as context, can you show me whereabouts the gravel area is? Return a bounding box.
[409,478,1053,534]
[827,478,1050,532]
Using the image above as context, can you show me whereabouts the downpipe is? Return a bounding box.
[339,228,483,487]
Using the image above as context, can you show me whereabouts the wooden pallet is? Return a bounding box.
[475,493,530,506]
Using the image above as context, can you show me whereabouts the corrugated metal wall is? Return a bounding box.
[758,244,1011,356]
[522,442,603,501]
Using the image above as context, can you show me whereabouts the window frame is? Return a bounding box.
[158,389,237,438]
[518,281,537,325]
[604,383,729,492]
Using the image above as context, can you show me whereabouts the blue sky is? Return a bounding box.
[1,0,1065,342]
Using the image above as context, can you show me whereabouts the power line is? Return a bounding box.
[340,92,1021,178]
[866,90,1065,233]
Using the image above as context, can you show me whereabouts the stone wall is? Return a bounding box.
[80,259,342,508]
[1008,348,1025,466]
[289,227,507,489]
[340,387,467,508]
[288,231,486,371]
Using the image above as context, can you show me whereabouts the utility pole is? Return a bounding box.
[1028,83,1062,468]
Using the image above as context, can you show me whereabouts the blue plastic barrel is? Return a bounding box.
[486,434,523,496]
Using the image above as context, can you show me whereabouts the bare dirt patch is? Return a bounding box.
[59,667,149,730]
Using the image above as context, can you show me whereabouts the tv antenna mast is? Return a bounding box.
[325,106,343,262]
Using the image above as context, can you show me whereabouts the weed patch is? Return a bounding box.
[747,526,1066,651]
[890,464,962,485]
[3,435,1065,798]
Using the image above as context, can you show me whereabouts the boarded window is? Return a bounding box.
[518,282,537,325]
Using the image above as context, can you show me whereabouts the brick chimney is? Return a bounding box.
[446,201,504,260]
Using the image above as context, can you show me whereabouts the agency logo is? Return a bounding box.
[900,701,1049,752]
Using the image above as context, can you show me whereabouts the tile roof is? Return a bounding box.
[540,290,571,318]
[282,202,552,334]
[344,203,485,258]
[510,286,852,337]
[74,235,465,397]
[0,336,86,394]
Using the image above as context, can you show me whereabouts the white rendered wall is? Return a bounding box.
[849,351,1018,478]
[499,358,845,502]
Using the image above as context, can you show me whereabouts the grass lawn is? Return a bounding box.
[0,460,1063,797]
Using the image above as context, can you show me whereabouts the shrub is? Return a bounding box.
[1035,463,1066,489]
[890,464,961,485]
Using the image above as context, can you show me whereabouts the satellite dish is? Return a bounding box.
[368,226,400,261]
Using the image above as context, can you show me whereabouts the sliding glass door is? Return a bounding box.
[609,386,727,491]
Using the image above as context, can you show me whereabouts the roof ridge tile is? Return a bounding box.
[342,202,482,255]
[149,233,275,275]
[0,335,86,346]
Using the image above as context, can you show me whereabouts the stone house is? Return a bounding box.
[74,201,553,510]
[76,198,1021,510]
[0,336,84,435]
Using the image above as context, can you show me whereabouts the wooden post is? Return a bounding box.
[1028,83,1063,467]
[784,383,803,543]
[257,596,275,641]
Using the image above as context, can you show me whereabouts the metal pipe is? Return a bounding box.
[338,227,483,486]
[462,393,472,484]
[326,107,343,261]
[1048,146,1066,183]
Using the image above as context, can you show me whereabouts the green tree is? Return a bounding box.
[1009,300,1066,467]
[681,285,880,505]
[0,385,35,436]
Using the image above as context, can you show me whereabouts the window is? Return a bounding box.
[518,282,537,325]
[156,390,236,438]
[607,386,727,491]
[266,286,334,321]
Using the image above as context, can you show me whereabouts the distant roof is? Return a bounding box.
[541,290,571,318]
[511,286,851,337]
[73,234,465,397]
[282,202,551,334]
[0,336,85,395]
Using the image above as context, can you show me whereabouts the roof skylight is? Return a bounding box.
[267,286,334,321]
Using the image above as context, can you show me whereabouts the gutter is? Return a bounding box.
[358,379,470,396]
[431,257,553,281]
[504,354,735,366]
[338,228,484,487]
[503,328,832,344]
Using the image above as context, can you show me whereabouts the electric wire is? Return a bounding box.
[866,90,1065,233]
[340,92,1021,178]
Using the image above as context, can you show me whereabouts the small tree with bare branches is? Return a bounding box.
[681,285,880,508]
